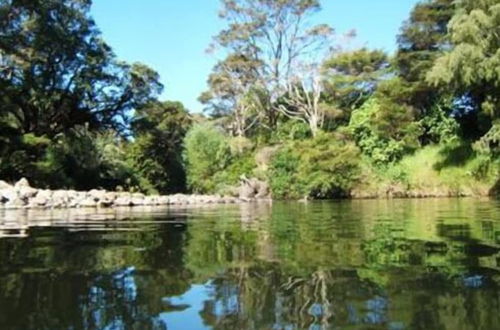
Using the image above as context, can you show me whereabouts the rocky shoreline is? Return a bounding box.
[0,178,268,210]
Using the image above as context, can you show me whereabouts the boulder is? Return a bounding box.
[255,181,270,199]
[239,184,255,199]
[104,192,118,201]
[157,196,170,205]
[28,195,49,208]
[143,196,158,206]
[0,188,18,203]
[237,176,270,199]
[88,189,107,201]
[0,180,12,190]
[16,186,38,200]
[14,178,31,188]
[4,196,26,209]
[79,198,97,208]
[130,197,145,206]
[115,194,132,207]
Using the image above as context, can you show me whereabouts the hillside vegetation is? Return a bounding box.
[0,0,498,199]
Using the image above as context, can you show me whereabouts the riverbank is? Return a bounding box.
[0,175,496,211]
[0,178,262,210]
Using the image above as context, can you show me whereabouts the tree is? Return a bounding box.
[278,64,326,136]
[0,0,163,138]
[322,48,389,123]
[199,53,262,137]
[183,123,232,193]
[427,0,500,127]
[129,101,192,194]
[394,0,455,112]
[209,0,334,128]
[0,0,163,187]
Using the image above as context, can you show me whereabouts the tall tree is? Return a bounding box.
[427,0,500,129]
[129,101,192,194]
[322,48,389,122]
[199,53,263,137]
[278,64,326,136]
[394,0,455,112]
[208,0,334,128]
[0,0,163,138]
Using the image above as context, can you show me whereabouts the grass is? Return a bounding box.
[353,143,498,198]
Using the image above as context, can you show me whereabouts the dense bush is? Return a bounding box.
[348,98,421,164]
[128,101,192,194]
[9,127,138,190]
[183,123,233,193]
[269,132,361,199]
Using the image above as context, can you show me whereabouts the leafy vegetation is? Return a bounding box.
[0,0,498,198]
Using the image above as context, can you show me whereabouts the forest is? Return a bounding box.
[0,0,498,199]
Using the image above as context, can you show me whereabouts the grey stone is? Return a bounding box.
[14,178,31,188]
[115,195,132,206]
[0,180,12,190]
[130,197,145,206]
[88,189,106,201]
[79,198,97,208]
[5,196,26,209]
[0,188,18,202]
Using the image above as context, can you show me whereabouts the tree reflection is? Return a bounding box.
[0,199,498,329]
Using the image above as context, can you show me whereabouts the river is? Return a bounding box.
[0,198,499,329]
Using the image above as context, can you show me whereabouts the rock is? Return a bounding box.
[28,195,49,208]
[223,196,237,204]
[115,195,132,207]
[104,192,118,201]
[157,196,170,205]
[0,188,18,203]
[237,176,270,199]
[169,194,187,205]
[255,181,270,199]
[0,180,12,190]
[143,196,158,206]
[79,198,97,208]
[88,189,107,201]
[132,192,145,199]
[130,197,145,206]
[4,196,26,209]
[239,184,255,199]
[14,178,31,188]
[16,186,38,200]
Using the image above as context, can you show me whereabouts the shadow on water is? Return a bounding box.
[0,199,499,329]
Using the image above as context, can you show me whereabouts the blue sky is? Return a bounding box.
[92,0,419,113]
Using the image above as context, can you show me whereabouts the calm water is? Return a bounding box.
[0,199,499,330]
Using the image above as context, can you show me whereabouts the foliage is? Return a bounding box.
[322,48,389,115]
[0,0,162,137]
[419,98,460,144]
[272,120,312,143]
[473,120,500,156]
[128,101,192,194]
[208,0,334,128]
[394,0,455,111]
[348,98,421,164]
[183,123,233,193]
[427,0,500,121]
[32,126,136,190]
[269,132,361,199]
[199,54,263,137]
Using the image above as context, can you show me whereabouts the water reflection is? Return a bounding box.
[0,199,499,329]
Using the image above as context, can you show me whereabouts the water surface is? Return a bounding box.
[0,199,499,329]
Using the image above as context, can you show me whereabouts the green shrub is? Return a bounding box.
[184,123,232,193]
[268,147,305,199]
[269,132,361,199]
[349,98,421,164]
[271,120,312,143]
